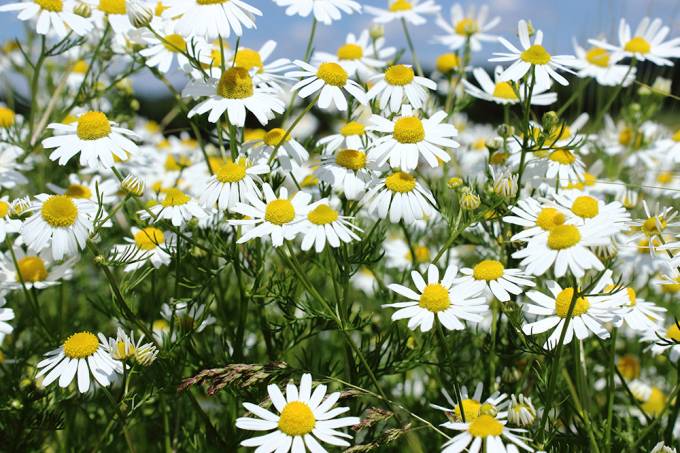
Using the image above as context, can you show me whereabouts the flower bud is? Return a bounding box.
[73,2,91,18]
[460,189,480,210]
[435,53,459,73]
[496,124,514,139]
[121,174,145,197]
[369,24,384,40]
[127,0,153,28]
[485,137,503,152]
[447,176,463,189]
[508,394,536,427]
[493,171,518,198]
[652,77,672,96]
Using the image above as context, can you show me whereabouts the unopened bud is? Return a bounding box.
[369,24,384,41]
[485,137,503,152]
[447,177,464,189]
[493,171,518,198]
[121,174,145,197]
[497,124,514,139]
[652,77,672,96]
[460,189,480,210]
[74,2,91,18]
[127,0,153,28]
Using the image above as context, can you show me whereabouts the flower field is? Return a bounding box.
[0,0,680,451]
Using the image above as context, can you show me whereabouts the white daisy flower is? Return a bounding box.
[431,382,509,423]
[161,301,215,334]
[140,188,207,227]
[236,373,360,451]
[491,19,576,87]
[368,107,458,170]
[463,66,557,106]
[629,201,678,252]
[511,220,611,278]
[184,67,285,126]
[0,0,93,37]
[101,327,158,366]
[162,0,262,40]
[245,128,309,171]
[610,286,665,332]
[113,226,176,272]
[0,144,29,189]
[644,322,680,362]
[384,264,487,332]
[434,3,500,52]
[507,394,537,427]
[316,147,374,200]
[317,120,371,154]
[0,246,76,291]
[42,111,139,170]
[230,40,293,92]
[459,259,535,302]
[299,201,362,252]
[87,0,133,34]
[504,197,569,242]
[536,148,586,185]
[273,0,361,25]
[0,196,21,242]
[548,190,630,235]
[365,0,440,26]
[364,171,437,224]
[441,413,533,452]
[139,20,197,74]
[521,276,625,349]
[0,292,14,343]
[230,183,312,247]
[589,17,680,67]
[47,173,119,205]
[313,30,395,79]
[199,157,268,211]
[366,64,437,111]
[286,60,367,111]
[36,331,123,393]
[20,194,97,260]
[572,41,636,87]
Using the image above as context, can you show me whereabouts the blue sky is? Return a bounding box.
[0,0,678,94]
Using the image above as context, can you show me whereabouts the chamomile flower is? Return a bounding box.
[0,144,28,189]
[102,328,158,366]
[491,20,575,87]
[463,66,557,106]
[313,30,395,78]
[162,0,261,40]
[521,277,624,349]
[230,40,293,92]
[431,382,509,423]
[0,0,93,37]
[611,286,665,332]
[20,195,97,260]
[368,107,458,170]
[245,128,309,170]
[589,18,680,67]
[0,196,21,242]
[366,64,437,111]
[42,111,139,169]
[273,0,361,25]
[0,293,13,343]
[199,157,268,211]
[318,121,372,155]
[0,247,76,291]
[230,184,312,247]
[299,201,361,252]
[113,226,176,272]
[572,41,636,87]
[629,201,678,251]
[88,0,134,34]
[504,197,569,241]
[184,67,285,126]
[47,174,119,205]
[316,147,374,200]
[141,188,207,227]
[236,373,360,451]
[162,301,215,333]
[539,148,586,184]
[365,0,440,26]
[434,3,500,52]
[384,264,487,332]
[139,21,197,74]
[549,191,630,235]
[507,394,537,427]
[286,60,367,111]
[364,171,437,224]
[441,414,533,453]
[459,259,534,302]
[36,331,122,393]
[644,322,680,362]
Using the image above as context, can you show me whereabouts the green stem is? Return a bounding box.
[400,18,423,76]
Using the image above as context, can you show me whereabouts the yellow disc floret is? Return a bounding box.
[0,107,16,127]
[134,227,165,251]
[65,183,92,199]
[642,216,667,236]
[337,43,363,60]
[307,205,339,225]
[265,199,295,225]
[215,159,247,183]
[163,34,186,53]
[535,207,566,231]
[624,36,651,54]
[393,116,425,143]
[16,256,48,282]
[554,287,589,317]
[453,399,481,421]
[468,415,504,437]
[340,121,365,137]
[217,67,254,99]
[571,195,599,218]
[278,401,316,436]
[547,224,581,250]
[316,62,348,87]
[472,260,505,281]
[263,128,290,147]
[0,201,9,218]
[63,332,99,359]
[335,149,366,170]
[161,188,190,207]
[41,195,78,227]
[384,64,415,86]
[76,112,111,140]
[197,0,226,4]
[98,0,126,14]
[493,82,518,100]
[385,172,416,193]
[234,48,263,72]
[666,323,680,342]
[520,44,551,65]
[455,18,479,36]
[549,149,576,165]
[388,0,412,11]
[585,47,610,67]
[35,0,63,12]
[419,283,450,312]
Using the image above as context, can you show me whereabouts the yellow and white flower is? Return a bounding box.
[299,201,361,252]
[200,157,269,211]
[364,171,437,224]
[0,246,77,291]
[366,64,437,111]
[316,147,375,200]
[0,0,93,37]
[101,327,158,366]
[244,128,309,171]
[572,41,636,87]
[459,259,534,302]
[228,40,293,92]
[236,373,360,451]
[317,120,372,154]
[463,66,557,106]
[141,188,207,227]
[286,60,367,111]
[0,195,21,242]
[163,0,261,40]
[434,3,500,52]
[113,226,175,272]
[313,30,395,78]
[431,382,509,423]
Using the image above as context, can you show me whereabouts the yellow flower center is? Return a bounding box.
[41,195,78,227]
[265,199,295,225]
[672,129,680,142]
[384,64,415,86]
[307,204,339,225]
[98,0,126,14]
[164,155,191,171]
[385,172,416,193]
[419,283,450,312]
[624,36,651,54]
[300,175,318,187]
[406,245,430,263]
[63,332,99,359]
[547,224,581,250]
[435,53,459,73]
[492,82,518,100]
[393,116,425,143]
[161,188,190,207]
[16,256,48,282]
[657,171,673,185]
[263,128,290,147]
[641,387,666,417]
[134,227,165,251]
[489,151,509,165]
[472,260,505,281]
[337,43,363,60]
[555,287,589,317]
[76,112,111,140]
[535,207,566,231]
[0,201,9,218]
[454,399,481,421]
[217,67,254,99]
[571,195,599,218]
[65,183,92,199]
[549,149,576,165]
[114,340,136,360]
[388,0,412,11]
[234,48,263,72]
[335,149,366,170]
[617,354,640,380]
[642,216,666,236]
[163,34,186,53]
[662,277,680,293]
[215,159,247,183]
[278,401,316,436]
[154,1,167,16]
[454,18,479,36]
[0,107,16,127]
[666,324,680,341]
[197,0,226,4]
[585,47,610,68]
[34,0,63,12]
[520,44,551,65]
[340,121,365,137]
[468,415,504,437]
[316,62,348,87]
